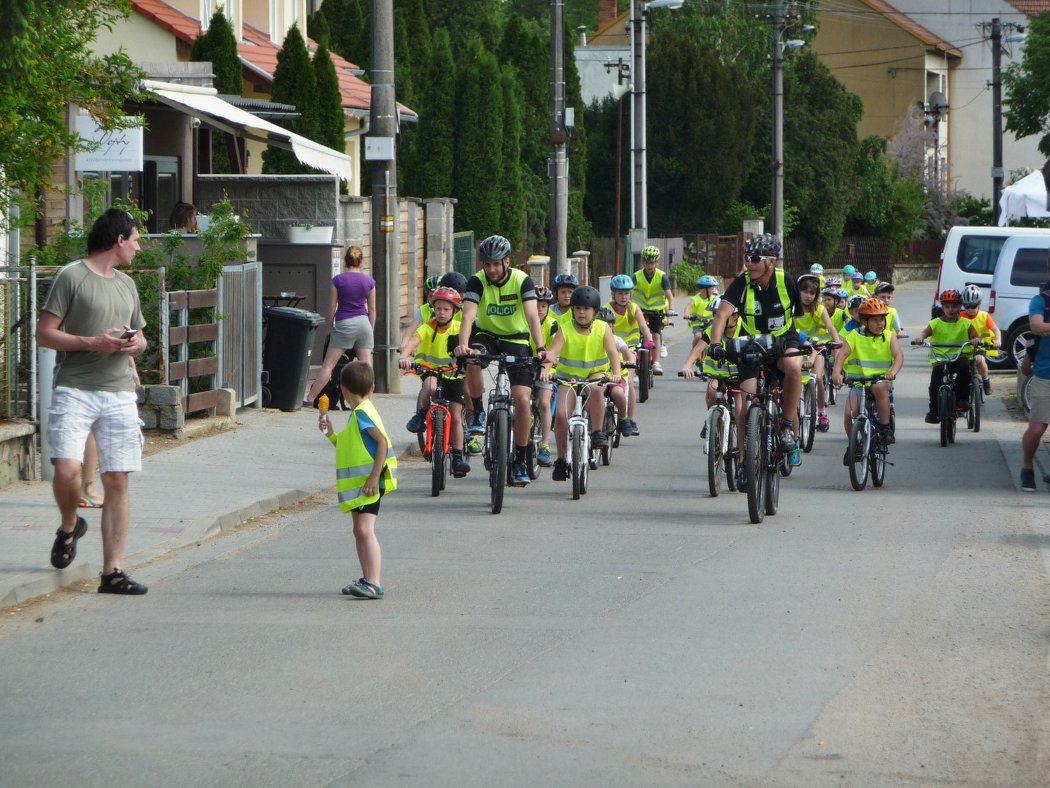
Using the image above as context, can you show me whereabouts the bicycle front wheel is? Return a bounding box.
[415,388,427,454]
[848,418,870,491]
[526,401,541,480]
[745,406,766,524]
[870,440,887,488]
[489,409,508,514]
[938,387,952,447]
[725,415,738,492]
[571,425,584,500]
[707,410,724,497]
[970,376,981,433]
[638,349,651,403]
[430,409,445,498]
[802,380,817,453]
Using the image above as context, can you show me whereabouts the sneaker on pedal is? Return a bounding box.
[788,448,802,467]
[511,461,530,486]
[924,411,938,424]
[653,362,664,375]
[592,430,608,448]
[982,378,992,395]
[631,421,640,436]
[735,464,747,489]
[619,418,634,437]
[468,410,486,434]
[552,459,568,481]
[537,444,552,466]
[779,423,797,451]
[466,436,482,455]
[660,345,668,358]
[879,424,895,445]
[406,409,426,434]
[700,423,708,440]
[817,413,830,432]
[451,455,471,477]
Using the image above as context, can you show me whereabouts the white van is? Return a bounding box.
[932,226,1050,319]
[988,236,1050,367]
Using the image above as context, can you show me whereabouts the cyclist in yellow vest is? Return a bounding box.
[631,246,675,374]
[872,281,906,338]
[606,274,654,436]
[794,273,842,433]
[959,283,1001,395]
[457,235,547,487]
[532,286,560,466]
[317,360,397,599]
[832,298,903,461]
[910,289,979,423]
[541,286,623,482]
[708,233,805,467]
[550,273,578,322]
[846,271,870,299]
[686,274,720,350]
[398,286,470,478]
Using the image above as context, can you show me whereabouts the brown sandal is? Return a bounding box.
[50,516,88,569]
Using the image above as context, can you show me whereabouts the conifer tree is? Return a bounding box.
[415,27,456,199]
[191,9,241,93]
[313,40,346,156]
[453,37,503,237]
[500,65,526,248]
[262,25,320,174]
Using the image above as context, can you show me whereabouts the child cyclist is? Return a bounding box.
[541,286,623,482]
[398,287,471,478]
[911,289,979,423]
[532,286,560,466]
[631,246,675,373]
[873,282,906,338]
[605,274,654,436]
[844,294,866,333]
[318,361,397,599]
[832,298,904,461]
[794,273,842,432]
[550,273,578,321]
[959,284,1001,395]
[686,275,720,349]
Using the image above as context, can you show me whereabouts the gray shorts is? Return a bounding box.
[330,315,374,350]
[1029,375,1050,424]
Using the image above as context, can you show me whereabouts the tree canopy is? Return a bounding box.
[1004,12,1050,156]
[262,25,320,174]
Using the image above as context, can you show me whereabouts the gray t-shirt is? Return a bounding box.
[42,260,146,392]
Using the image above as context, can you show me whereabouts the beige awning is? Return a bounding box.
[143,79,352,181]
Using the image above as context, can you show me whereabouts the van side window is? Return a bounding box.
[1009,248,1050,287]
[957,236,1006,274]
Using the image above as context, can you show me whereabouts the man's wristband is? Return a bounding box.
[536,346,546,353]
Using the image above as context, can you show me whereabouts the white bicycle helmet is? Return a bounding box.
[961,284,982,308]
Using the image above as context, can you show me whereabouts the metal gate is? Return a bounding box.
[453,231,475,278]
[217,261,262,408]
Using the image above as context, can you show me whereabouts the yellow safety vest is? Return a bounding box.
[688,293,717,330]
[531,312,559,354]
[414,316,462,378]
[631,269,669,311]
[831,308,846,333]
[332,399,398,512]
[703,322,741,379]
[843,328,893,378]
[556,319,611,380]
[794,303,830,341]
[420,303,434,323]
[846,281,869,298]
[474,267,531,343]
[605,300,641,345]
[928,318,972,361]
[741,268,795,337]
[962,310,994,342]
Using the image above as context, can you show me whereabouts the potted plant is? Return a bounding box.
[286,220,334,244]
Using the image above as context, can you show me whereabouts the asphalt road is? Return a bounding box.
[2,281,1048,787]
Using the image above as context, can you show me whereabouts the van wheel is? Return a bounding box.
[1005,323,1032,370]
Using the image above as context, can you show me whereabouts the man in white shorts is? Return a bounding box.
[36,208,150,594]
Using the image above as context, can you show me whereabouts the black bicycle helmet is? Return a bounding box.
[439,270,468,294]
[597,306,616,323]
[569,285,601,309]
[478,234,512,262]
[744,233,782,258]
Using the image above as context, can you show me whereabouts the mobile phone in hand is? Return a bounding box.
[121,328,138,340]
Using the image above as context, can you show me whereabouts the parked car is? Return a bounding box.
[932,226,1050,321]
[988,235,1050,368]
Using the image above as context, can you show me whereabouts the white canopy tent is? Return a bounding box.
[997,170,1050,226]
[144,80,352,181]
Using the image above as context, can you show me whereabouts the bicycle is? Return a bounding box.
[640,308,678,383]
[921,342,974,448]
[633,344,652,403]
[410,361,462,497]
[465,351,536,514]
[723,334,807,524]
[679,369,739,497]
[559,376,610,500]
[843,374,892,491]
[966,342,998,433]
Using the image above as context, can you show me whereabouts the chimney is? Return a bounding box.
[598,0,618,29]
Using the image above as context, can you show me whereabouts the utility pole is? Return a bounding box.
[771,0,785,246]
[990,17,1004,225]
[370,0,399,392]
[549,0,569,276]
[629,0,647,275]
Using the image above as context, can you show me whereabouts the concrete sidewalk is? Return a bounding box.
[0,389,420,607]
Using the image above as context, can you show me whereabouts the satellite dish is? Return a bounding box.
[928,91,948,117]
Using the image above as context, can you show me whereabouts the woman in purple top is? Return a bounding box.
[306,245,376,402]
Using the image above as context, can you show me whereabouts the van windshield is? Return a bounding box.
[1010,248,1050,287]
[957,236,1006,274]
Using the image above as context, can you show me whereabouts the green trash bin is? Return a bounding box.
[263,306,325,411]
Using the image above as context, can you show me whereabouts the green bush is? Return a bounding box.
[670,260,704,290]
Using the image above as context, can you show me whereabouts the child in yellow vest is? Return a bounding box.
[399,287,470,478]
[911,289,979,423]
[795,274,842,432]
[541,286,622,482]
[833,298,903,461]
[606,274,655,436]
[531,286,560,465]
[318,361,397,599]
[959,284,1001,395]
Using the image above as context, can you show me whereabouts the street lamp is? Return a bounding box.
[771,2,806,249]
[629,0,682,273]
